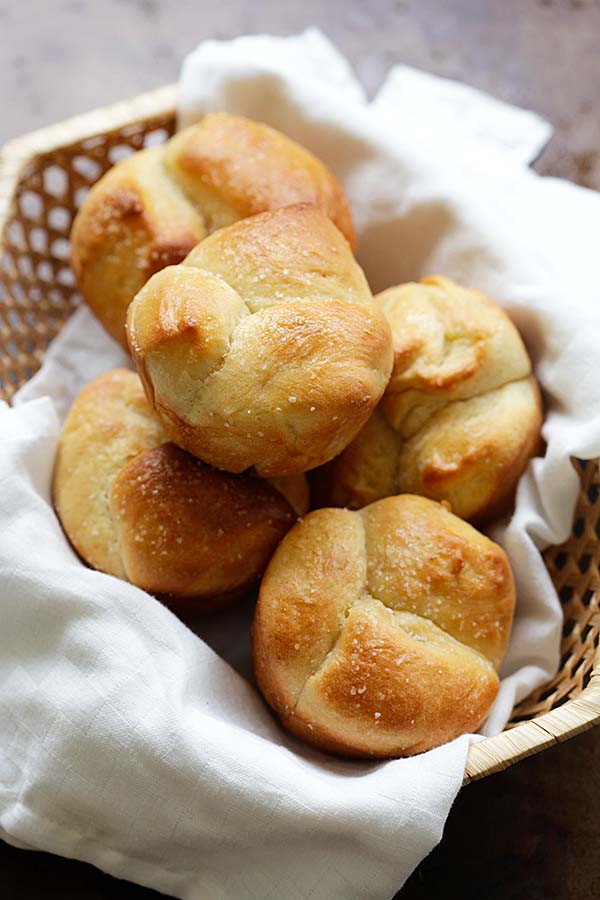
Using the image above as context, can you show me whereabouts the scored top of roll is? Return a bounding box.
[126,204,393,477]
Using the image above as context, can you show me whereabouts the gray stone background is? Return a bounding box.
[1,0,600,188]
[2,1,600,898]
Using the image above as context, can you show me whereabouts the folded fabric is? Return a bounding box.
[2,28,600,900]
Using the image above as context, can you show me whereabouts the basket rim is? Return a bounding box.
[0,84,178,240]
[1,84,599,783]
[1,83,177,159]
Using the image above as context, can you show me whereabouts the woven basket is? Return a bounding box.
[1,86,599,782]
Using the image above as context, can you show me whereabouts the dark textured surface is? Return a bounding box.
[1,0,600,897]
[402,727,600,900]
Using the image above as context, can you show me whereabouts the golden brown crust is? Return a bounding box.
[71,114,355,346]
[127,205,393,477]
[315,407,399,510]
[111,443,294,601]
[164,113,355,245]
[268,474,311,517]
[288,604,499,758]
[254,508,365,709]
[53,369,302,608]
[360,495,514,667]
[52,367,167,577]
[322,276,543,523]
[71,148,206,347]
[394,376,543,525]
[253,495,514,758]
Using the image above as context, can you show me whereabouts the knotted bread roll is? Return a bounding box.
[127,204,393,477]
[71,113,355,347]
[320,276,542,523]
[253,494,515,758]
[53,369,308,608]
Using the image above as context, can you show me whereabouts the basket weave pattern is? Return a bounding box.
[1,87,598,781]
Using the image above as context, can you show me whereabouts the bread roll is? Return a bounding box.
[71,114,355,347]
[321,276,542,523]
[53,369,307,608]
[127,204,393,477]
[253,494,515,758]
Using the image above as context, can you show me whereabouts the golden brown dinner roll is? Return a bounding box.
[320,276,542,523]
[71,113,355,346]
[253,494,515,758]
[53,368,307,608]
[127,204,393,478]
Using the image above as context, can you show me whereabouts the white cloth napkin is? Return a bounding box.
[2,28,600,900]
